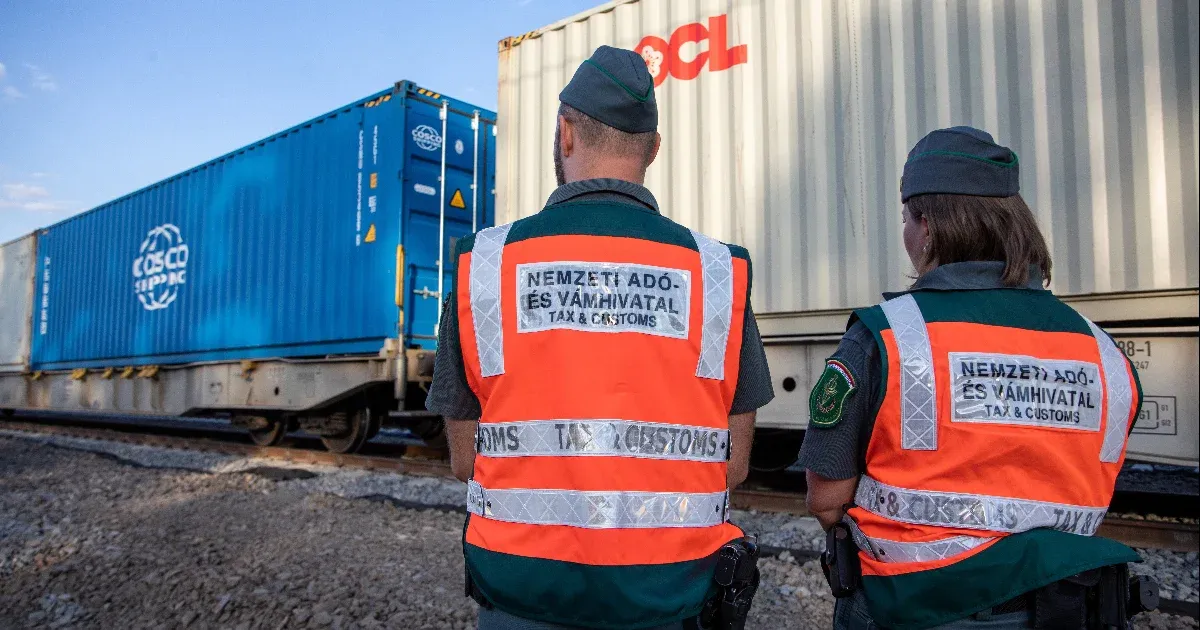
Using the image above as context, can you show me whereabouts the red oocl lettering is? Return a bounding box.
[635,14,748,87]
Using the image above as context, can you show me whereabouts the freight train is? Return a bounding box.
[0,81,496,452]
[3,0,1198,468]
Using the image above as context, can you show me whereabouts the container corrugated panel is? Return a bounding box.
[32,82,496,370]
[497,0,1199,314]
[0,234,36,372]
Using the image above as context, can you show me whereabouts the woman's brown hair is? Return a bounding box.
[907,193,1052,287]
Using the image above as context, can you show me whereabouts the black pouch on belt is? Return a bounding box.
[1032,568,1100,629]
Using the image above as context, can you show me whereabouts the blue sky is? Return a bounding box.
[0,0,598,243]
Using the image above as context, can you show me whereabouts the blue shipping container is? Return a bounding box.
[32,82,495,370]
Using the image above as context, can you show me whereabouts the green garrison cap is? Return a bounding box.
[559,45,658,134]
[901,126,1020,202]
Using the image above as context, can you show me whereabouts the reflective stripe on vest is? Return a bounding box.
[470,223,514,377]
[467,480,729,529]
[856,475,1108,536]
[842,515,995,564]
[475,419,730,462]
[879,294,938,450]
[1088,320,1135,463]
[690,230,733,380]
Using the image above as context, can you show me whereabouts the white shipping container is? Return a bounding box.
[0,234,36,373]
[497,0,1200,466]
[497,0,1199,310]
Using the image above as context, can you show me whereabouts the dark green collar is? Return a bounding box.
[544,178,660,213]
[883,262,1045,300]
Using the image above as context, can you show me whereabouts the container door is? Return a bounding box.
[401,95,492,349]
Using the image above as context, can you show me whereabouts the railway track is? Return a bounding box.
[3,416,1197,555]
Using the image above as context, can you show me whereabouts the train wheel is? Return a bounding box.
[248,418,287,447]
[320,408,373,454]
[366,409,382,440]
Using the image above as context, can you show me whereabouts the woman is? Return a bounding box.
[798,127,1144,629]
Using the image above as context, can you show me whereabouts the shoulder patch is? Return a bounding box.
[809,359,857,428]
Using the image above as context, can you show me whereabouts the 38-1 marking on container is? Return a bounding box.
[516,261,690,339]
[949,352,1102,431]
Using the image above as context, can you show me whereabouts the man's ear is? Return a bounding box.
[558,114,574,158]
[647,132,662,167]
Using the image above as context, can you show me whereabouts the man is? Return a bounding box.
[426,46,774,630]
[800,127,1146,629]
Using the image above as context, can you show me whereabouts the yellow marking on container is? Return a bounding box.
[370,173,378,188]
[383,95,391,102]
[120,367,134,379]
[395,246,406,306]
[449,189,466,209]
[101,367,114,379]
[71,368,88,381]
[365,224,377,243]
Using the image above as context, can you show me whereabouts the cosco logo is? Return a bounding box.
[412,125,443,152]
[636,14,748,87]
[132,224,189,311]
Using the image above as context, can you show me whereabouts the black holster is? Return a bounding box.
[700,537,761,630]
[821,521,862,598]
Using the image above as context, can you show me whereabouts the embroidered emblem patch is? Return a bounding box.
[809,359,857,427]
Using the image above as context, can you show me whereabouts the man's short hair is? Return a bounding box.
[559,103,656,164]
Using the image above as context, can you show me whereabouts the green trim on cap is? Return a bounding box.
[584,59,651,102]
[907,149,1019,168]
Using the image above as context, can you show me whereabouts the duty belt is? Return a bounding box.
[467,480,729,529]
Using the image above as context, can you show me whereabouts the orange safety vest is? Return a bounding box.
[847,290,1139,581]
[454,203,749,628]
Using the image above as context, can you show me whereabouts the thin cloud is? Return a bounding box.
[0,61,7,80]
[0,182,73,213]
[24,63,56,92]
[3,183,50,200]
[0,200,69,212]
[2,85,24,100]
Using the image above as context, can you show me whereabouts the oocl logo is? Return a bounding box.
[132,224,189,311]
[636,14,748,87]
[412,124,443,152]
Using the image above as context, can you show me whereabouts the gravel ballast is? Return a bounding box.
[1,432,1195,629]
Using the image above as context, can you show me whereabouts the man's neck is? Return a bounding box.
[566,163,647,186]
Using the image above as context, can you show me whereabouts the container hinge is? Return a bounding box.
[100,367,115,379]
[415,286,442,300]
[30,371,44,381]
[138,365,160,379]
[120,366,135,379]
[70,368,88,381]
